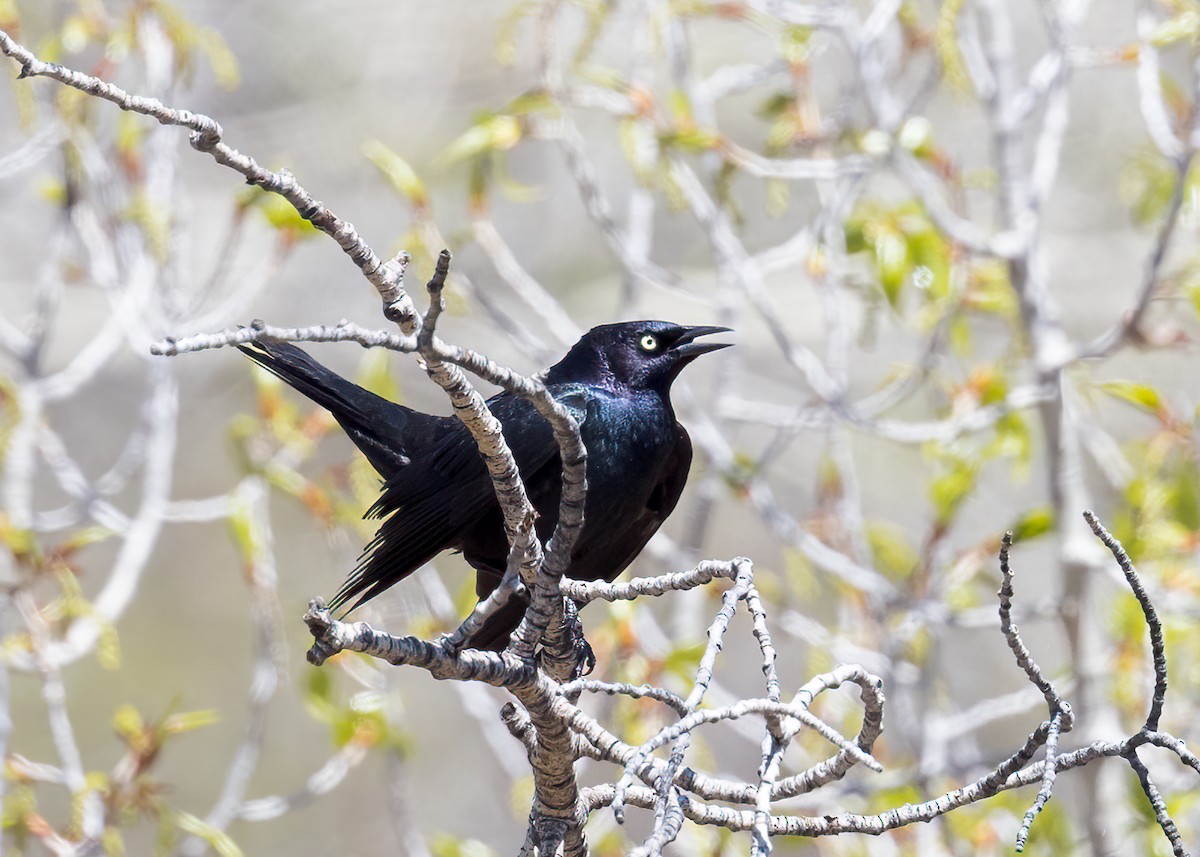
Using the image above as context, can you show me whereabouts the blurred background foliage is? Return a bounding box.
[2,0,1200,854]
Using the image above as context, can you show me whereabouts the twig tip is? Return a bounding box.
[148,338,175,357]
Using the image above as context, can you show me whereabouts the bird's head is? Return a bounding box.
[546,321,732,392]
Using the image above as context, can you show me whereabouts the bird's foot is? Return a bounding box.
[572,636,596,680]
[531,598,596,678]
[563,598,596,679]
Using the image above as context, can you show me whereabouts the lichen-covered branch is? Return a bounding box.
[293,514,1195,855]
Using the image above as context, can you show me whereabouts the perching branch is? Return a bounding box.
[290,512,1198,854]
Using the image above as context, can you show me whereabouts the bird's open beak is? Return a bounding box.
[672,325,733,358]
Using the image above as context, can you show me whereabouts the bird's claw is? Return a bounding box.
[562,598,596,679]
[573,637,596,679]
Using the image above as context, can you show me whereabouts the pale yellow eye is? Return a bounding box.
[639,334,659,352]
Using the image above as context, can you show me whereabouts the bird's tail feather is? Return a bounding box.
[238,339,413,478]
[326,527,439,615]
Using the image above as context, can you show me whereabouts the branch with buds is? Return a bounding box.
[4,20,1199,857]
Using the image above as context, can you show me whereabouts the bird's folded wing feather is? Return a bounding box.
[331,386,589,612]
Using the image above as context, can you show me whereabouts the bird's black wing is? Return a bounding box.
[330,386,590,613]
[464,423,693,650]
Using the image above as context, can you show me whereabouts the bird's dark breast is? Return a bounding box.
[561,390,679,577]
[462,388,682,586]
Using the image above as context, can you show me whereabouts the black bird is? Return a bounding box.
[238,321,730,650]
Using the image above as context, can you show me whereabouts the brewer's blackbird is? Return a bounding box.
[238,321,730,649]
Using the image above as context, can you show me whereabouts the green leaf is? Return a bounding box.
[362,139,428,209]
[172,811,243,857]
[1120,146,1188,226]
[844,199,951,309]
[617,118,653,186]
[1189,278,1200,320]
[116,112,144,159]
[720,450,759,494]
[906,222,951,299]
[665,89,693,124]
[197,26,240,90]
[494,1,535,65]
[757,92,792,120]
[662,641,708,684]
[225,494,261,564]
[948,315,972,357]
[1171,462,1200,530]
[866,522,917,580]
[2,783,38,832]
[766,177,789,217]
[503,90,557,117]
[1151,10,1200,47]
[935,0,971,94]
[51,567,88,619]
[568,0,610,66]
[112,705,144,741]
[0,513,36,559]
[440,115,522,165]
[765,110,806,152]
[906,626,932,664]
[0,1,19,29]
[61,14,98,53]
[964,259,1017,317]
[874,226,909,306]
[102,826,126,857]
[930,457,978,524]
[123,192,172,262]
[162,709,221,736]
[577,63,625,90]
[815,452,843,501]
[1099,380,1164,415]
[304,668,337,723]
[355,345,401,402]
[1010,507,1055,541]
[658,126,720,152]
[508,775,535,821]
[156,809,180,855]
[991,412,1032,473]
[0,374,18,470]
[779,25,812,63]
[59,526,115,554]
[241,189,319,239]
[340,691,408,751]
[865,783,924,814]
[844,218,867,254]
[98,620,121,670]
[781,549,818,602]
[430,834,499,857]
